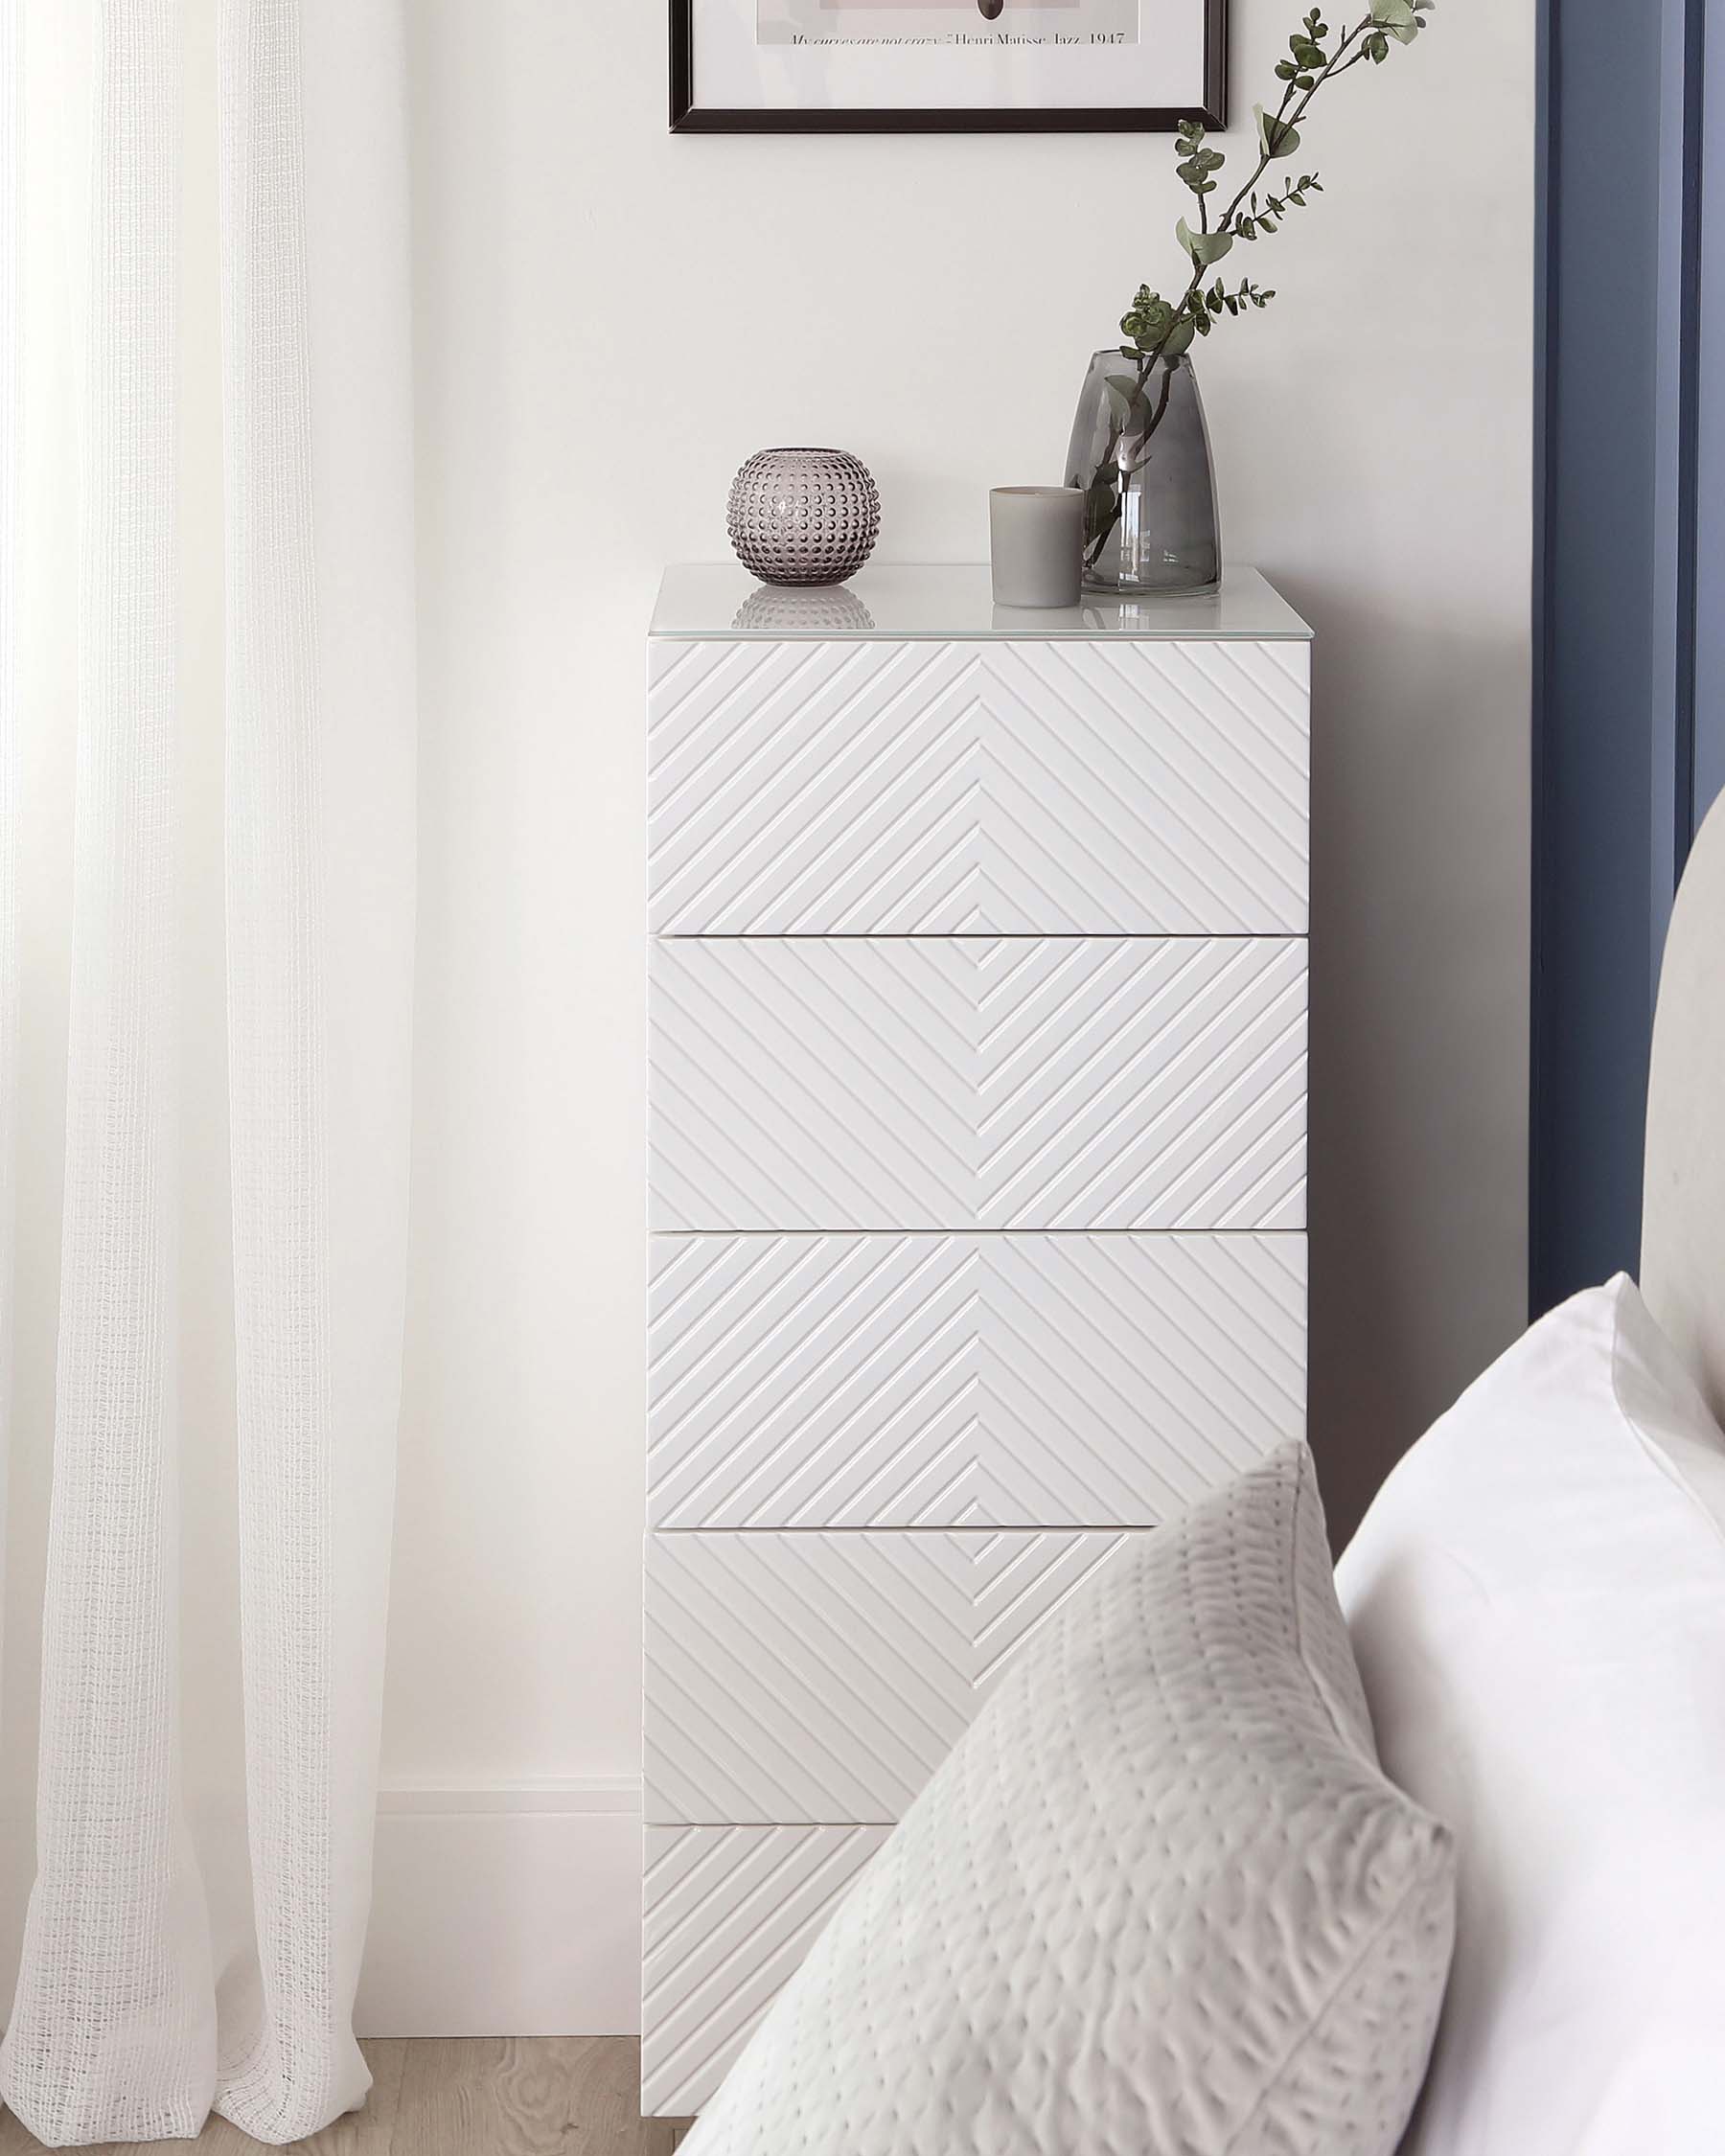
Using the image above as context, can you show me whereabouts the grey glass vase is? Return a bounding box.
[1066,348,1221,597]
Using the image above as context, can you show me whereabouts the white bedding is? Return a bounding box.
[1339,1275,1725,2155]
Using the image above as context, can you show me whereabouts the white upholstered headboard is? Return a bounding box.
[1643,791,1725,1425]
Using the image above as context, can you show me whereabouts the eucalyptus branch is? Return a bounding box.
[1131,0,1434,370]
[1081,0,1433,572]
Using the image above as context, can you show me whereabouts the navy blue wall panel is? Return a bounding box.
[1531,0,1707,1314]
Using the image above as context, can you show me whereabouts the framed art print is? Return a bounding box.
[670,0,1226,132]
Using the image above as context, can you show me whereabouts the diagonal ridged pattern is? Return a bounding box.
[645,1528,1136,1824]
[975,935,1307,1230]
[649,936,1306,1231]
[648,639,1309,935]
[649,1233,1306,1528]
[643,610,1314,2120]
[642,1824,891,2117]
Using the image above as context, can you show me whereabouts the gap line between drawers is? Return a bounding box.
[646,1823,899,1831]
[647,1525,1174,1536]
[646,1227,1309,1238]
[649,932,1311,942]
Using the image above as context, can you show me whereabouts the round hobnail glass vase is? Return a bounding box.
[726,447,881,587]
[1066,349,1220,597]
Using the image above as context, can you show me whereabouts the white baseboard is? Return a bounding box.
[357,1778,642,2038]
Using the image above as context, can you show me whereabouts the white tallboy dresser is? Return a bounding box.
[642,563,1313,2115]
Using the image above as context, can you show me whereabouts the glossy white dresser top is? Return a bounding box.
[649,562,1314,644]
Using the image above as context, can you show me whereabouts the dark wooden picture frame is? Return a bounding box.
[670,0,1226,132]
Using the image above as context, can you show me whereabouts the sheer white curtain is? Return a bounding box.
[0,2,415,2145]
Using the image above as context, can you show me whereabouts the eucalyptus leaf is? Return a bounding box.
[1254,103,1301,159]
[1085,478,1119,535]
[1160,316,1197,357]
[1177,216,1235,265]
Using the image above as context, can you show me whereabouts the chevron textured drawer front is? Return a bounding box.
[650,933,1307,1232]
[641,568,1314,2113]
[642,1823,892,2115]
[645,1526,1138,1823]
[649,1231,1307,1528]
[649,638,1309,935]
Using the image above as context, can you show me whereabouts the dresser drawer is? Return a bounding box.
[649,639,1308,937]
[649,1231,1305,1529]
[649,935,1306,1232]
[643,1823,891,2116]
[644,1526,1138,1824]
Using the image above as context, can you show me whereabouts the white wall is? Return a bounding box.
[378,0,1534,2030]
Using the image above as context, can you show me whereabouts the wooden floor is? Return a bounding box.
[0,2040,691,2156]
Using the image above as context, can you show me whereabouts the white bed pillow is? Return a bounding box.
[682,1445,1455,2156]
[1338,1274,1725,2155]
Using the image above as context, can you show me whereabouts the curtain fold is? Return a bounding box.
[214,0,415,2137]
[3,8,211,2138]
[0,2,415,2144]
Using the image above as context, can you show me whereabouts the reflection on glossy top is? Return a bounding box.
[654,563,1312,643]
[730,584,879,635]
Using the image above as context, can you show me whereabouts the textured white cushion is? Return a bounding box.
[682,1444,1456,2156]
[1338,1275,1725,2155]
